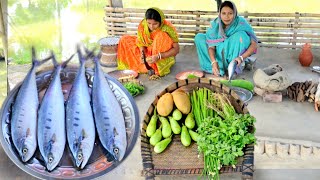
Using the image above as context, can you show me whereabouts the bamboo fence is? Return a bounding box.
[104,7,320,49]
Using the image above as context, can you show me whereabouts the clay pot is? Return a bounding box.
[299,43,313,67]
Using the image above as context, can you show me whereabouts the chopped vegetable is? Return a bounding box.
[123,82,145,97]
[187,74,198,79]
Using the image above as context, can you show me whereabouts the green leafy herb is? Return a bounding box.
[123,82,145,97]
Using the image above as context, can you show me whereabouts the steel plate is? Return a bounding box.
[0,67,140,179]
[108,70,138,80]
[229,86,253,103]
[175,70,204,80]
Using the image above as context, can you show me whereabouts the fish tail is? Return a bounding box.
[94,52,102,63]
[51,52,59,68]
[61,53,75,69]
[31,46,53,67]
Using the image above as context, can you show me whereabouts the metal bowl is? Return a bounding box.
[0,67,140,179]
[229,86,253,103]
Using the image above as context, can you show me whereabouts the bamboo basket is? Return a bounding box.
[140,78,254,180]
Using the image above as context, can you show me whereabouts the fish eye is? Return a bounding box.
[77,153,83,160]
[48,156,54,163]
[22,148,28,154]
[113,148,119,154]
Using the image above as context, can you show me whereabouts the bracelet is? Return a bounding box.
[158,52,162,60]
[239,55,244,62]
[211,61,217,65]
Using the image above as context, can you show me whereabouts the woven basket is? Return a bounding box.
[140,78,254,180]
[98,37,119,67]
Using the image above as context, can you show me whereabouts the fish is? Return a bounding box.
[37,53,74,171]
[91,52,127,162]
[11,47,52,162]
[228,59,237,82]
[66,45,95,169]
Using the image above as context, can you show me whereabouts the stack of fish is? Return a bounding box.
[10,45,127,171]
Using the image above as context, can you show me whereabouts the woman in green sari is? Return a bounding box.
[195,1,258,77]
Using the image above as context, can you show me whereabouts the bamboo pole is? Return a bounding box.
[105,7,320,17]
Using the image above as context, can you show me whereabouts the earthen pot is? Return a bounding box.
[299,43,313,67]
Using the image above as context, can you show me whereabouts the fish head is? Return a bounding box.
[46,152,59,171]
[75,149,84,168]
[112,140,126,162]
[19,138,36,162]
[228,60,237,81]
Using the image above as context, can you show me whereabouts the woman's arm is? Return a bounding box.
[208,46,220,76]
[148,43,180,63]
[241,40,257,59]
[235,40,257,65]
[159,42,180,59]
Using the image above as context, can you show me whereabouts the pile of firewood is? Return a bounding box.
[287,81,318,102]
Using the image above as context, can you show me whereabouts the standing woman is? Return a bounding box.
[195,1,258,77]
[117,7,180,76]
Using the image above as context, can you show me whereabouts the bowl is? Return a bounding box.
[0,67,140,179]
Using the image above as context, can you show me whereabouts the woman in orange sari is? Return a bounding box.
[117,7,180,76]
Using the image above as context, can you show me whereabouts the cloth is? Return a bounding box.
[117,7,179,76]
[194,2,257,76]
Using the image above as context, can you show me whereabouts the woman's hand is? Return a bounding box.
[234,56,243,66]
[211,61,220,76]
[146,55,159,64]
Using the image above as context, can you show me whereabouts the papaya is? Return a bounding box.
[171,90,191,114]
[157,93,174,116]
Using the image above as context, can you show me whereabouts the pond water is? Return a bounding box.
[8,0,106,64]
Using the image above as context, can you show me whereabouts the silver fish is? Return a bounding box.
[11,47,51,162]
[37,53,73,171]
[228,59,237,82]
[66,46,95,169]
[91,53,127,161]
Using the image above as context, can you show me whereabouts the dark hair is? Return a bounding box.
[219,1,234,12]
[145,8,161,23]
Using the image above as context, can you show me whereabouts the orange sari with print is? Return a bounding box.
[117,7,179,76]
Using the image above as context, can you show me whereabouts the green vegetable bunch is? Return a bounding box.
[197,114,255,180]
[123,82,145,97]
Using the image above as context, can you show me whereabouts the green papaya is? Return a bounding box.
[169,116,181,134]
[146,108,158,137]
[159,116,172,138]
[188,129,200,142]
[154,136,172,154]
[185,112,195,129]
[149,126,162,146]
[181,125,191,147]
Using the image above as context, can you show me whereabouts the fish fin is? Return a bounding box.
[113,128,119,137]
[26,128,30,137]
[81,129,87,139]
[51,133,56,143]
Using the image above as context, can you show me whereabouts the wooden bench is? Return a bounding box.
[104,7,320,49]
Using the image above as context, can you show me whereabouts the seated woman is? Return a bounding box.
[117,7,180,76]
[195,1,258,77]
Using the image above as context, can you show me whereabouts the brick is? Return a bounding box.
[254,86,266,97]
[263,91,283,103]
